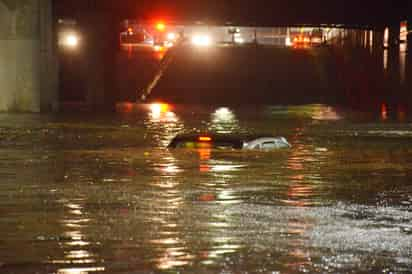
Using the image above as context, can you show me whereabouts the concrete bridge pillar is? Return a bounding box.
[373,30,384,51]
[0,0,57,112]
[388,24,400,48]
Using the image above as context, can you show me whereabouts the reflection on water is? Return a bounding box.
[208,107,240,133]
[1,104,412,273]
[379,27,409,86]
[383,27,389,49]
[51,198,104,274]
[284,126,329,207]
[399,43,407,84]
[381,103,388,121]
[144,103,185,147]
[57,267,106,274]
[397,105,407,122]
[369,30,373,54]
[383,49,388,71]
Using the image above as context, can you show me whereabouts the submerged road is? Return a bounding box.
[0,104,412,273]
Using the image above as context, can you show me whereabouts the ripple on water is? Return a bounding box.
[1,106,412,273]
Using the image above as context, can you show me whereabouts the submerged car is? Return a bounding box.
[168,133,291,150]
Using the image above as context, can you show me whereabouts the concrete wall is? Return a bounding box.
[0,0,57,112]
[38,0,58,111]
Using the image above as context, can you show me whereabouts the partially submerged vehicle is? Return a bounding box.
[168,133,291,150]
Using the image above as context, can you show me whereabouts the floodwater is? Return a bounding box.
[1,104,412,274]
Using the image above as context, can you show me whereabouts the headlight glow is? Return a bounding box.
[285,37,293,47]
[234,36,244,44]
[192,35,212,47]
[167,32,176,40]
[149,103,170,116]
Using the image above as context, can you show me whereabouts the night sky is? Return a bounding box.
[55,0,410,27]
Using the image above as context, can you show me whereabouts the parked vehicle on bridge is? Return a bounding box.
[168,133,291,150]
[290,27,324,48]
[310,28,324,45]
[120,25,153,47]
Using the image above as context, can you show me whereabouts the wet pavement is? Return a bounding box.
[1,104,412,273]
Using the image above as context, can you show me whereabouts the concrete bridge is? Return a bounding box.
[0,0,57,112]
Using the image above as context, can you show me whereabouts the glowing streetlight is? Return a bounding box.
[59,32,80,49]
[65,34,79,47]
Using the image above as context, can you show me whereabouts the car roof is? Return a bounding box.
[168,133,276,149]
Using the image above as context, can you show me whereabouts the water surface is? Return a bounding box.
[1,104,412,273]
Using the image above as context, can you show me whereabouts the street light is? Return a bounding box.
[65,34,79,48]
[59,32,80,50]
[57,18,80,50]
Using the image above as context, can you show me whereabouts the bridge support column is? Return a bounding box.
[373,30,384,51]
[388,24,400,49]
[83,13,108,109]
[0,0,57,112]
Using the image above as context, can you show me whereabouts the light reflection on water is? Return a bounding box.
[57,267,106,274]
[1,104,412,273]
[209,107,241,133]
[383,49,388,71]
[50,198,104,274]
[399,43,407,84]
[144,102,185,147]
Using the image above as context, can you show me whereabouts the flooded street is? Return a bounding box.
[1,104,412,273]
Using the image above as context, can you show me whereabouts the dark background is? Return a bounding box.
[53,0,411,110]
[54,0,409,26]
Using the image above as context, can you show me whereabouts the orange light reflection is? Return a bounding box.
[198,146,211,172]
[381,103,388,120]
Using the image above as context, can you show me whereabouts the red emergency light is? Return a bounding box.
[156,22,166,32]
